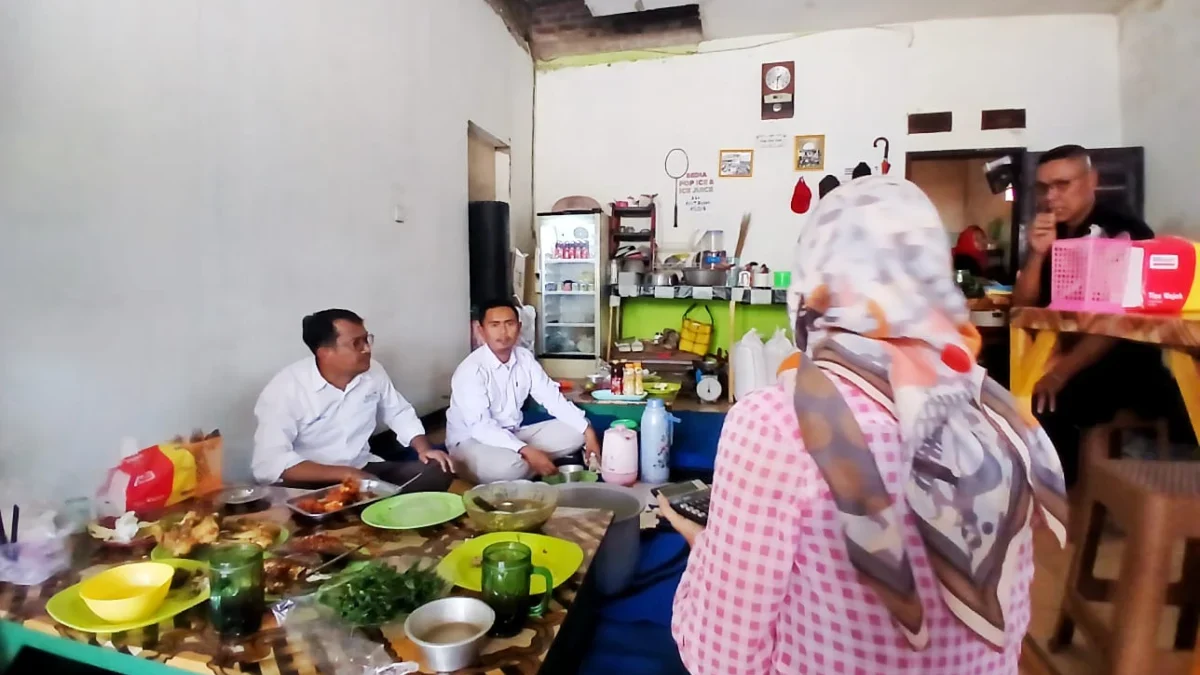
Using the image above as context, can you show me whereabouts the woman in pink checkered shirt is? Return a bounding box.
[658,176,1069,675]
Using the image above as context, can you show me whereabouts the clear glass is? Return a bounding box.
[208,543,264,638]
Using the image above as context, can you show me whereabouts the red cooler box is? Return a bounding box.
[1129,237,1200,313]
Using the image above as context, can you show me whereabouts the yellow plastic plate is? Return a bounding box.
[436,532,584,595]
[46,559,210,633]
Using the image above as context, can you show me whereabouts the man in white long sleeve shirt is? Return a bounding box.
[447,299,601,484]
[252,309,454,491]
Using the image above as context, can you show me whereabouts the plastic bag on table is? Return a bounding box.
[96,430,223,518]
[0,493,90,585]
[272,593,419,675]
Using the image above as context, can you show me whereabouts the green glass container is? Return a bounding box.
[208,543,264,638]
[480,542,553,638]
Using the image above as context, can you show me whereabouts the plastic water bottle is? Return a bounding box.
[640,399,679,484]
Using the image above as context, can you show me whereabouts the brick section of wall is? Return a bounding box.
[483,0,534,51]
[526,0,702,60]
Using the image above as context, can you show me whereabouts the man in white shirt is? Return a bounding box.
[252,309,454,491]
[447,299,601,484]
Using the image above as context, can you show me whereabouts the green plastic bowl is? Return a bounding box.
[544,470,599,486]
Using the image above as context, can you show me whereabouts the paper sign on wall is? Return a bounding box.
[755,133,787,149]
[679,171,714,213]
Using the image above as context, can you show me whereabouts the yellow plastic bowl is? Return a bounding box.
[79,562,175,623]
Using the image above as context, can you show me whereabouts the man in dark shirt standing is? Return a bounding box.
[1014,145,1173,485]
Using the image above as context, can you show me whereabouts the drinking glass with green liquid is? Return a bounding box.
[480,542,553,637]
[208,543,265,638]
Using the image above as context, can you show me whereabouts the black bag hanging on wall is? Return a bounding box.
[467,201,512,313]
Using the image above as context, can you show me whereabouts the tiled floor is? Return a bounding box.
[1024,527,1198,674]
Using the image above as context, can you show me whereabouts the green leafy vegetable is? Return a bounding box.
[315,561,445,627]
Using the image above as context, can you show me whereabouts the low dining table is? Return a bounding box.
[1009,307,1200,439]
[0,493,614,675]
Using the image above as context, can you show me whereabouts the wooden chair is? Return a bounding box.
[1049,456,1200,674]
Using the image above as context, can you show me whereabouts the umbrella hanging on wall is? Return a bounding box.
[664,148,690,228]
[874,137,891,174]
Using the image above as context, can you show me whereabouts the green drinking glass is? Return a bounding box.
[208,543,265,638]
[480,541,553,638]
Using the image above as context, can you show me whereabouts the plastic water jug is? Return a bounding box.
[601,426,639,486]
[640,399,680,484]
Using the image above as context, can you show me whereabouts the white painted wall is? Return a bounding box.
[1120,0,1200,234]
[535,15,1123,269]
[0,0,534,495]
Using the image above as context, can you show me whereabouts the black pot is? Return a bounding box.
[554,484,643,596]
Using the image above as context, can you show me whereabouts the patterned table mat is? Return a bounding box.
[0,506,613,675]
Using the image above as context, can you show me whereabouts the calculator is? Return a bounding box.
[652,480,711,526]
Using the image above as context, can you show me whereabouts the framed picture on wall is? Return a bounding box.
[718,149,754,178]
[794,134,826,172]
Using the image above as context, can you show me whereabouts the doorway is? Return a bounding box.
[466,122,514,351]
[907,147,1026,284]
[467,122,511,203]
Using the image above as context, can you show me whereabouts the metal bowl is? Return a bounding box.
[405,597,495,673]
[543,465,599,485]
[216,485,269,506]
[682,267,726,286]
[462,481,558,533]
[648,271,679,286]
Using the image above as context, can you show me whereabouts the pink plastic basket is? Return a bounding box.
[1049,238,1131,313]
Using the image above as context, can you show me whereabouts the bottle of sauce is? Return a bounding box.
[633,362,644,395]
[622,364,636,396]
[610,366,623,395]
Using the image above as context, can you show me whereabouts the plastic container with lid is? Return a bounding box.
[601,426,639,487]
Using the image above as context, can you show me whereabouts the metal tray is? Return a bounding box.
[284,478,401,522]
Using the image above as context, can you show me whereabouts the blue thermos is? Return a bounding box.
[640,398,680,484]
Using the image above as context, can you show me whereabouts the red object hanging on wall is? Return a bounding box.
[791,177,813,214]
[874,137,891,174]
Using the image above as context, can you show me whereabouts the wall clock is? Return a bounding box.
[761,61,795,120]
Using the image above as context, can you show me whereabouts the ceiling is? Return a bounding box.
[697,0,1134,40]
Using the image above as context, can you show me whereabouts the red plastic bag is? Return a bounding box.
[97,431,223,517]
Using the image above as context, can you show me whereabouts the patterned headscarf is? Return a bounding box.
[786,175,1067,650]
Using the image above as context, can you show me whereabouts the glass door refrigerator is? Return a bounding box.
[537,210,604,359]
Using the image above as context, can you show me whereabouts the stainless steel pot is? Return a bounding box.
[616,271,643,287]
[682,267,726,286]
[648,271,679,286]
[620,258,647,274]
[404,597,495,672]
[554,484,643,596]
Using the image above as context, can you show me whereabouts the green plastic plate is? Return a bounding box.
[361,492,466,530]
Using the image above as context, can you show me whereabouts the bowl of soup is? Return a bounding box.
[462,482,558,533]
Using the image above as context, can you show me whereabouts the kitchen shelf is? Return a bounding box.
[607,284,788,305]
[543,291,593,295]
[545,322,596,327]
[609,203,657,275]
